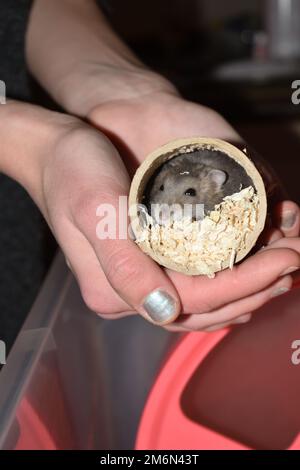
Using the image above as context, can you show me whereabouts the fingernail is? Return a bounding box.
[280,211,297,230]
[143,289,177,324]
[234,313,252,324]
[271,286,290,298]
[281,266,299,276]
[128,224,136,241]
[65,257,71,269]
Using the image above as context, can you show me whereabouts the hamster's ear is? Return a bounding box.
[208,169,227,187]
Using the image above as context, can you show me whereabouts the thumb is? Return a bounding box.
[74,187,181,325]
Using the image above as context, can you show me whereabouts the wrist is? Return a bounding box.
[56,62,178,117]
[26,0,178,116]
[0,101,80,204]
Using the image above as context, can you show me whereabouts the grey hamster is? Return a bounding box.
[147,149,253,223]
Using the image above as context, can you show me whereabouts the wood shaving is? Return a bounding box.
[134,186,259,278]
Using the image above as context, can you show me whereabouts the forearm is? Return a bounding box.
[26,0,175,116]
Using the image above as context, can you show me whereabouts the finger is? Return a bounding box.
[262,236,300,254]
[61,230,137,319]
[164,313,252,333]
[273,200,300,237]
[202,313,252,332]
[167,247,300,314]
[55,219,130,316]
[74,188,181,326]
[266,228,284,244]
[231,312,253,324]
[261,238,300,282]
[98,239,181,325]
[164,274,292,331]
[261,237,300,278]
[259,228,283,246]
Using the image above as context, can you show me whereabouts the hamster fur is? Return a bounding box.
[147,149,253,223]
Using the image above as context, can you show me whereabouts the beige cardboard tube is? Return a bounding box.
[129,137,267,276]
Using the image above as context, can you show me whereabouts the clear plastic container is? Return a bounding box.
[1,251,300,450]
[0,252,179,449]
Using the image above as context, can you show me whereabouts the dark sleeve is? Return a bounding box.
[0,0,34,101]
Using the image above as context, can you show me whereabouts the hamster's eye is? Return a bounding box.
[159,184,164,191]
[184,188,197,197]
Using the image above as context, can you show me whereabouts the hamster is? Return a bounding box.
[147,149,253,224]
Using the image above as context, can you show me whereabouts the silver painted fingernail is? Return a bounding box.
[271,286,290,298]
[280,211,297,229]
[143,289,177,324]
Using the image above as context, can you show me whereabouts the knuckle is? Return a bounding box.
[81,286,105,314]
[105,246,140,290]
[188,278,215,313]
[200,299,215,313]
[287,249,300,265]
[72,186,123,238]
[73,190,103,227]
[190,297,214,314]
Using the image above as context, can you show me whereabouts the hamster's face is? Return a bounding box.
[149,165,227,224]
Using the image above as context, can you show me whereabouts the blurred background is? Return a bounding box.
[104,0,300,202]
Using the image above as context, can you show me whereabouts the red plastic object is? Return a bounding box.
[135,329,300,450]
[15,399,57,450]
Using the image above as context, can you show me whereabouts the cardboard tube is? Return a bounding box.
[129,137,267,276]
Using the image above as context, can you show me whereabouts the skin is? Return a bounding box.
[1,0,295,332]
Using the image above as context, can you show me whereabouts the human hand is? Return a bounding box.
[0,102,185,325]
[86,87,300,331]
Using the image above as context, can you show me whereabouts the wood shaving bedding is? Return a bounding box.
[134,186,259,278]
